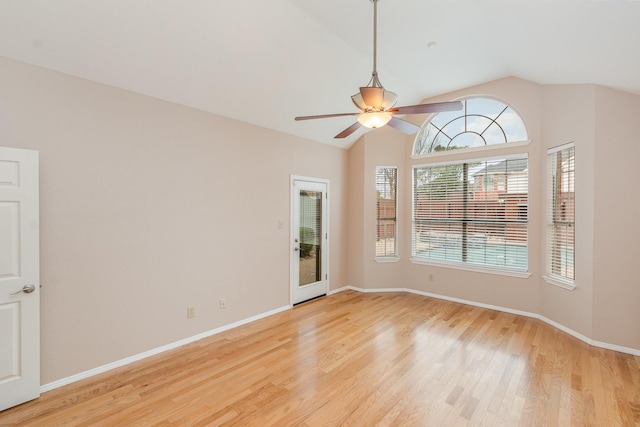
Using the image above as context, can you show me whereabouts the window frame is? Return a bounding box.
[543,143,576,290]
[412,96,531,160]
[410,154,530,278]
[375,166,399,261]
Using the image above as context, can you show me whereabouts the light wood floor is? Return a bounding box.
[2,291,639,426]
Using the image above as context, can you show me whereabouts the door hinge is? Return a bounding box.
[325,274,328,280]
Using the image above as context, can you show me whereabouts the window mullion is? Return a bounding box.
[462,163,469,262]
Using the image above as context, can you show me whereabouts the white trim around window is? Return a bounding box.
[412,153,529,275]
[545,142,575,290]
[375,165,398,259]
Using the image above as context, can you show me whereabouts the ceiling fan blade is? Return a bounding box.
[295,112,360,121]
[387,117,421,135]
[389,101,463,115]
[335,122,363,139]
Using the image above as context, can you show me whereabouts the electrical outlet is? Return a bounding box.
[220,298,227,309]
[187,307,195,318]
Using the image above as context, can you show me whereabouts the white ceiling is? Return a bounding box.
[1,0,639,148]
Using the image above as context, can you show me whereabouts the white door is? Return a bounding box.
[291,177,328,305]
[0,147,40,411]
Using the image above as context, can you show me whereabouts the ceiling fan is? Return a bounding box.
[294,0,463,139]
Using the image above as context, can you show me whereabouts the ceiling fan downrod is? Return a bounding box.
[353,0,397,113]
[369,0,382,89]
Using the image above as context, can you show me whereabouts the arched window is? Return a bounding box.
[413,97,528,156]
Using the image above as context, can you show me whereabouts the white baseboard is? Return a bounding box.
[337,285,640,357]
[538,314,640,356]
[327,285,353,295]
[40,304,292,393]
[41,286,640,394]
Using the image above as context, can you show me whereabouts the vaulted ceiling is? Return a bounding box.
[1,0,639,148]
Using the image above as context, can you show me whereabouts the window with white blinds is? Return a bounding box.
[546,144,575,287]
[376,166,397,257]
[412,156,529,273]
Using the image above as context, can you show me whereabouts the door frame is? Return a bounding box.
[290,175,330,305]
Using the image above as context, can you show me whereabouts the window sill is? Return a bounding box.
[375,256,400,263]
[410,257,531,279]
[411,139,531,160]
[543,275,576,291]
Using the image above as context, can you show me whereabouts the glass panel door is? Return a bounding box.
[291,178,328,304]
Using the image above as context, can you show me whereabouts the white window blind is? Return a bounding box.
[376,167,397,257]
[546,144,575,284]
[412,156,528,272]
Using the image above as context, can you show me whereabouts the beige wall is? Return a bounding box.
[348,78,544,312]
[347,77,640,352]
[405,78,543,314]
[347,126,421,290]
[540,84,596,339]
[592,86,640,349]
[346,138,365,287]
[2,54,638,386]
[0,57,348,384]
[361,127,409,289]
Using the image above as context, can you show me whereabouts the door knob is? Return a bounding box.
[11,284,36,295]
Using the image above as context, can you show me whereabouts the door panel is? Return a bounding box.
[0,147,40,411]
[0,302,20,380]
[0,201,20,279]
[291,178,328,305]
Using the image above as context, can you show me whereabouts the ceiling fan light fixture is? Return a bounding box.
[352,87,397,111]
[381,89,398,109]
[358,111,392,129]
[360,87,384,108]
[351,92,367,110]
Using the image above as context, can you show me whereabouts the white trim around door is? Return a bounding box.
[290,176,329,305]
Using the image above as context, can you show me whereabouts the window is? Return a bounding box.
[412,156,528,274]
[545,144,575,288]
[413,97,528,156]
[482,174,494,191]
[376,167,397,258]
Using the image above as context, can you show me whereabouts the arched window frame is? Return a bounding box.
[411,96,531,159]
